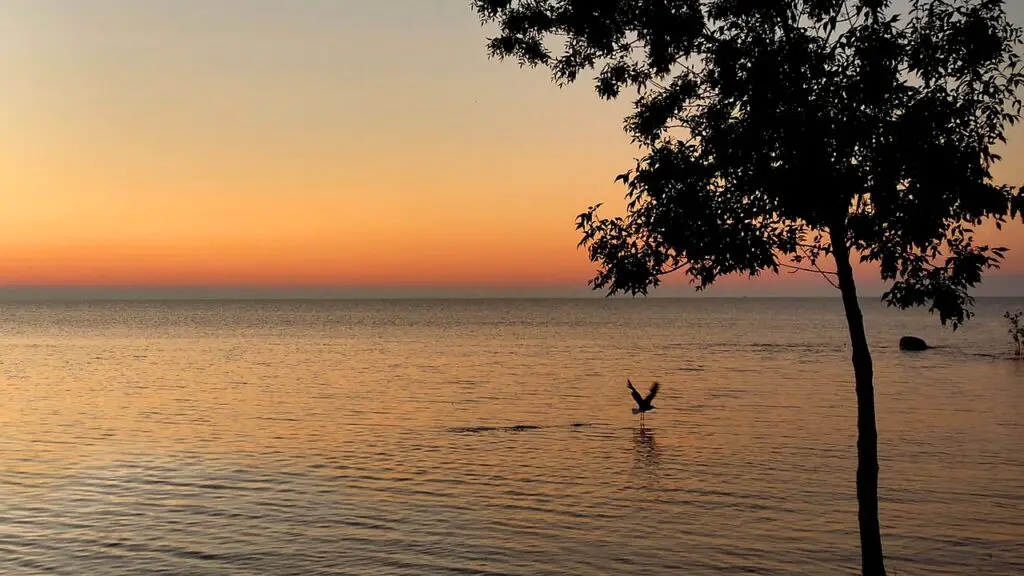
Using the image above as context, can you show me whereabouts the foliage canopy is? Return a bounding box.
[475,0,1024,327]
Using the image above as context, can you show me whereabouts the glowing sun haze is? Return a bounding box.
[2,0,1023,295]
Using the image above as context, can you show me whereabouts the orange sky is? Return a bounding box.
[2,1,1023,294]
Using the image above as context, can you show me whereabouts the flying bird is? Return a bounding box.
[627,379,659,424]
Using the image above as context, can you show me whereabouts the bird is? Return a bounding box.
[627,379,659,424]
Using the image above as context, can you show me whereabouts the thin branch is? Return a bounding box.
[799,245,841,289]
[780,255,841,289]
[820,273,841,290]
[796,242,830,251]
[659,262,688,275]
[780,262,839,275]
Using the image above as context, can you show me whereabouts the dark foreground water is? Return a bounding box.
[0,298,1021,575]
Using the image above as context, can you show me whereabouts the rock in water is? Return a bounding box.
[899,336,929,351]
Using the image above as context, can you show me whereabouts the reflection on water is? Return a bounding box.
[0,298,1021,575]
[633,426,661,470]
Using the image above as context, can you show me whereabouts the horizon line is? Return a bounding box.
[3,276,1024,300]
[3,287,1024,302]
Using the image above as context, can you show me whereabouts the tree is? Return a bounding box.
[471,0,1024,574]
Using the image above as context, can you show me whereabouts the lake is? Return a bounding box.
[0,298,1021,575]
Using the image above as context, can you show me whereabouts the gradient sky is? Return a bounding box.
[2,0,1023,295]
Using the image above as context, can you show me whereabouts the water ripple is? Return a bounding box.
[0,299,1021,575]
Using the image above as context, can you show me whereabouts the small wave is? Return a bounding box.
[447,425,539,434]
[746,343,840,352]
[967,352,1023,360]
[447,423,595,434]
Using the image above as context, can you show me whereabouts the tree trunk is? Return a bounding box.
[831,231,887,576]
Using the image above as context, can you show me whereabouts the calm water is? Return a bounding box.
[0,298,1021,575]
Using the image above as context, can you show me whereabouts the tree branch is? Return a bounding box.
[780,262,841,289]
[780,262,838,275]
[660,262,687,275]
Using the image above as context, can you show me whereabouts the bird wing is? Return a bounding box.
[627,380,645,406]
[644,382,660,403]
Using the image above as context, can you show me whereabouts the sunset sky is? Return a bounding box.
[2,0,1023,296]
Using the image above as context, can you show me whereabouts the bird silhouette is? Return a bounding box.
[627,379,659,424]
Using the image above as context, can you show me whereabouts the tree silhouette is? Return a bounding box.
[472,1,1024,574]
